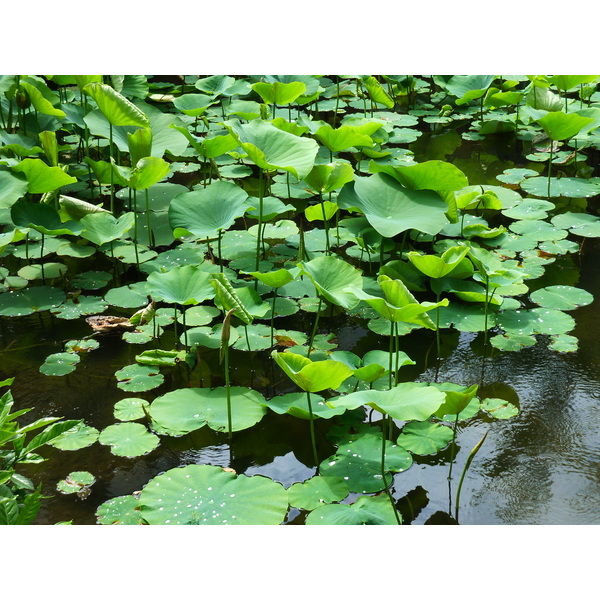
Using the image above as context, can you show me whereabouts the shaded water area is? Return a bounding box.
[2,122,600,525]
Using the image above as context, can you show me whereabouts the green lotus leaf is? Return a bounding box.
[103,281,148,308]
[113,397,150,422]
[529,308,576,335]
[502,198,555,220]
[530,285,594,311]
[288,475,349,511]
[548,75,598,91]
[371,159,468,191]
[490,333,537,352]
[549,333,579,353]
[0,169,29,209]
[70,271,113,291]
[146,265,215,306]
[552,212,600,237]
[396,420,454,455]
[39,352,80,376]
[306,493,399,525]
[407,246,471,279]
[96,495,144,525]
[195,75,238,96]
[84,82,149,128]
[186,323,239,349]
[480,397,519,419]
[149,386,267,435]
[305,200,338,222]
[18,81,65,118]
[271,351,354,393]
[299,255,363,310]
[536,111,593,141]
[231,323,273,352]
[115,363,164,392]
[139,464,288,525]
[247,268,296,289]
[127,157,171,190]
[266,392,347,420]
[251,81,306,105]
[168,180,249,238]
[444,75,496,104]
[178,305,220,327]
[98,422,159,457]
[47,423,99,450]
[303,161,355,194]
[314,122,383,152]
[319,433,412,493]
[224,118,318,180]
[18,262,67,281]
[64,338,100,353]
[11,159,76,194]
[329,382,446,421]
[11,198,83,235]
[338,173,448,238]
[0,286,65,316]
[522,176,600,199]
[433,384,479,419]
[57,471,95,495]
[173,93,215,116]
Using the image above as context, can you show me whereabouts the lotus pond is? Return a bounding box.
[2,74,600,525]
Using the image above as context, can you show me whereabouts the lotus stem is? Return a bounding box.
[455,431,488,521]
[109,123,114,214]
[270,289,277,348]
[145,188,152,247]
[548,144,553,199]
[307,296,323,357]
[447,413,460,482]
[380,414,402,525]
[306,391,319,469]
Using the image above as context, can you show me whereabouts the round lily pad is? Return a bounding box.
[98,422,160,457]
[17,262,68,281]
[266,392,347,420]
[306,493,400,525]
[64,338,100,353]
[51,295,109,320]
[114,397,150,421]
[115,363,164,392]
[0,286,65,316]
[149,386,267,435]
[39,352,80,376]
[57,471,95,495]
[287,475,349,511]
[47,423,99,451]
[549,333,579,353]
[530,285,594,311]
[139,464,289,525]
[396,420,454,455]
[71,270,113,290]
[105,281,149,308]
[319,433,413,493]
[96,495,144,525]
[480,397,519,419]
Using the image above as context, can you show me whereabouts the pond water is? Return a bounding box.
[2,105,600,526]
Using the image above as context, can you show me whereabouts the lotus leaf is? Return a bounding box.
[149,386,267,435]
[396,420,454,455]
[338,173,449,238]
[47,423,99,451]
[113,397,150,422]
[98,422,159,457]
[287,475,349,511]
[146,265,214,306]
[319,433,412,493]
[57,471,95,495]
[139,464,288,525]
[0,286,65,316]
[115,363,164,392]
[39,352,80,376]
[306,493,399,525]
[96,495,144,525]
[266,392,347,420]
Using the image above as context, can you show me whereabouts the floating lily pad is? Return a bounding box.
[149,386,267,435]
[287,475,349,511]
[490,333,537,352]
[549,333,579,353]
[114,397,150,421]
[177,305,220,327]
[96,495,144,525]
[139,464,289,525]
[98,422,160,457]
[47,423,99,451]
[529,308,576,335]
[17,262,68,281]
[51,295,109,320]
[551,212,600,238]
[480,397,519,419]
[104,281,149,308]
[530,285,594,311]
[306,493,399,525]
[71,270,113,290]
[521,176,600,198]
[39,352,80,376]
[64,338,100,353]
[0,286,65,316]
[396,420,454,455]
[115,363,164,392]
[502,198,555,220]
[57,471,95,495]
[319,433,413,493]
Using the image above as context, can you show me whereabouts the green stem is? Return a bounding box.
[145,188,152,247]
[109,123,115,214]
[455,431,488,522]
[548,143,553,199]
[255,169,264,273]
[306,391,319,469]
[270,289,277,348]
[307,296,323,357]
[224,341,232,441]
